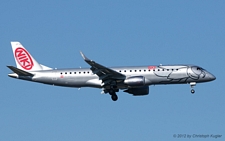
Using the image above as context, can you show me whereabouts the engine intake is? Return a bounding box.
[124,76,145,87]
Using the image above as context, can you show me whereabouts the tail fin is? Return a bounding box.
[11,42,51,71]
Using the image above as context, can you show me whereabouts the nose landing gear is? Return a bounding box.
[190,82,196,94]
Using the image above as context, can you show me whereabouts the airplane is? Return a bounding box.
[7,42,216,101]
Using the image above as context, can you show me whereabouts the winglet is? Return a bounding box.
[80,51,91,62]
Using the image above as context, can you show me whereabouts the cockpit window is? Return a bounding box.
[197,67,202,70]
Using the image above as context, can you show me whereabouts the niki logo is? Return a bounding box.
[15,47,34,70]
[148,66,156,70]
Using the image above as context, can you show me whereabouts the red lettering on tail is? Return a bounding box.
[15,47,34,70]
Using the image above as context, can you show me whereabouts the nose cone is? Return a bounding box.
[206,72,216,81]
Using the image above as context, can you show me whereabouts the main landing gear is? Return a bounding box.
[109,89,118,101]
[111,94,118,101]
[190,82,196,94]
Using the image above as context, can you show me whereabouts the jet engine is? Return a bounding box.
[124,76,145,87]
[124,86,149,96]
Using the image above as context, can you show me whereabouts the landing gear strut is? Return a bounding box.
[190,82,196,94]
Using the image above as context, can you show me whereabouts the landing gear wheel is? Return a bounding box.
[190,82,196,94]
[111,94,118,101]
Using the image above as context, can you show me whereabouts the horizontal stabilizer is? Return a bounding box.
[7,66,34,76]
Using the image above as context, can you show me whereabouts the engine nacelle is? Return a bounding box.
[124,76,145,87]
[124,86,149,96]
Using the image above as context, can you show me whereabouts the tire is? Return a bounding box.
[111,94,118,101]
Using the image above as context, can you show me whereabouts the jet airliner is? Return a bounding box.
[7,42,216,101]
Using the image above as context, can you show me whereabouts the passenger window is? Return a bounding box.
[139,70,141,72]
[130,70,132,72]
[79,72,81,74]
[144,70,146,72]
[124,70,126,72]
[167,69,169,71]
[70,72,72,74]
[65,72,67,74]
[84,72,85,74]
[60,72,62,74]
[158,69,160,71]
[135,70,137,72]
[74,72,76,74]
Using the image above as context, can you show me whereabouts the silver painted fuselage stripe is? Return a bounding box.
[16,65,215,89]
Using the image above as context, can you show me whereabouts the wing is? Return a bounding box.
[80,52,126,86]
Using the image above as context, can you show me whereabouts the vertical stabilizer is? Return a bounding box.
[11,42,43,71]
